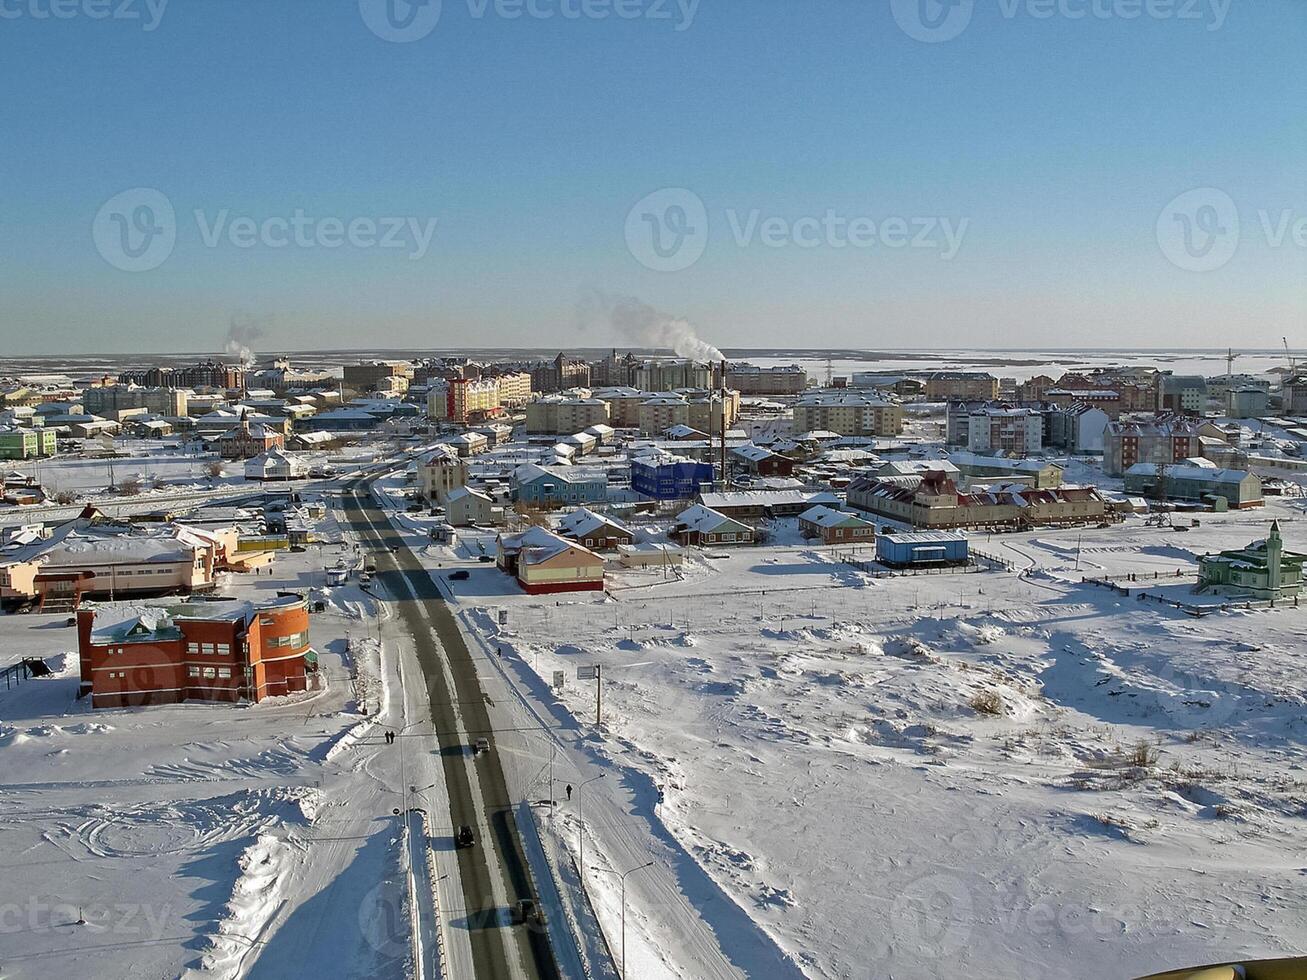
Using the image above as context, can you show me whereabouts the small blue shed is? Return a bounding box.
[877,531,969,567]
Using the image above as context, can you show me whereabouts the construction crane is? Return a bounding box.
[1285,337,1297,376]
[1226,347,1239,382]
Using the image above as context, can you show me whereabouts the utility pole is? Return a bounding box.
[595,664,602,726]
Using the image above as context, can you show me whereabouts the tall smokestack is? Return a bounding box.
[719,357,728,489]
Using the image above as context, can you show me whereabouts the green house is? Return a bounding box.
[1198,522,1305,600]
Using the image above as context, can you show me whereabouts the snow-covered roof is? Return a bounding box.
[798,505,871,529]
[675,504,747,533]
[558,507,631,539]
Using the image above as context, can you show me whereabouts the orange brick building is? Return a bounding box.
[76,594,310,709]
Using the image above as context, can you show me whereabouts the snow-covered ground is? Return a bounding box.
[415,499,1307,979]
[0,516,418,980]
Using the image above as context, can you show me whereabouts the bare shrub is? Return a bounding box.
[970,690,1004,716]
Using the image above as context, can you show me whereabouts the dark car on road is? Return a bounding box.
[455,825,475,848]
[477,555,493,563]
[449,570,470,581]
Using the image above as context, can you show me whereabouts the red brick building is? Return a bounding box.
[77,594,310,709]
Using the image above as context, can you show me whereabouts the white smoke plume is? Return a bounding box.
[224,313,272,367]
[577,290,724,362]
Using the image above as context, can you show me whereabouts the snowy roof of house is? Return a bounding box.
[447,486,490,503]
[699,489,839,509]
[498,526,600,565]
[1125,463,1254,484]
[558,507,631,538]
[674,504,745,533]
[948,451,1061,474]
[731,444,781,462]
[798,505,871,528]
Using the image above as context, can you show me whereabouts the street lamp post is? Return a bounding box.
[576,772,605,880]
[592,860,655,978]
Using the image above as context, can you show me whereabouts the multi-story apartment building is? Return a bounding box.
[589,350,640,388]
[590,387,647,428]
[686,390,741,435]
[76,593,310,708]
[83,384,188,420]
[418,445,469,504]
[524,396,611,435]
[342,360,413,393]
[530,353,591,394]
[636,360,713,392]
[791,391,904,437]
[925,372,999,402]
[0,425,57,460]
[1103,420,1201,477]
[120,360,244,391]
[964,405,1043,456]
[1281,375,1307,415]
[444,378,502,424]
[726,363,807,395]
[1155,373,1207,414]
[638,396,691,436]
[487,371,533,407]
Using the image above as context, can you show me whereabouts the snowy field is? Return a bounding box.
[428,501,1307,979]
[0,520,416,980]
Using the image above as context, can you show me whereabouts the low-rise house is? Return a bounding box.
[216,419,285,460]
[731,444,794,478]
[496,526,605,594]
[1123,463,1263,510]
[671,505,756,546]
[512,463,608,508]
[697,489,841,522]
[445,486,503,527]
[76,593,311,708]
[1198,521,1303,599]
[446,432,488,457]
[798,505,876,544]
[557,508,634,551]
[244,447,309,482]
[876,531,969,567]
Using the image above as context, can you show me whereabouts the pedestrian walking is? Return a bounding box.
[566,784,573,801]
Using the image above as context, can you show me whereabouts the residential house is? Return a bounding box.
[671,505,756,546]
[557,508,634,550]
[1123,463,1263,510]
[798,505,876,544]
[512,464,608,508]
[496,526,604,594]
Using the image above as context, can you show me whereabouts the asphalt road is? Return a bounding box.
[343,481,560,980]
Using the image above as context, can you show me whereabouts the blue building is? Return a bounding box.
[512,463,608,507]
[876,531,969,567]
[630,452,715,501]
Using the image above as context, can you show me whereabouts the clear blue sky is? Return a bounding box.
[1,0,1303,355]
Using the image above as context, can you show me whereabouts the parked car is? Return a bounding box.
[449,570,470,581]
[455,825,475,848]
[477,555,493,563]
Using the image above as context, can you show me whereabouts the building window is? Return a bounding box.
[216,643,230,655]
[202,667,216,679]
[187,642,200,654]
[218,667,231,679]
[188,666,200,677]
